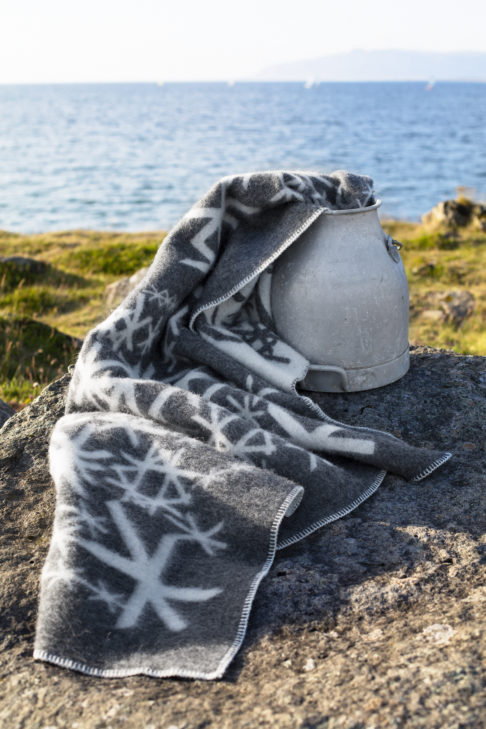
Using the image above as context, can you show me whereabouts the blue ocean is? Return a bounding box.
[1,82,485,233]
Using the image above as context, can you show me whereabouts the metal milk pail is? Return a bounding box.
[271,200,410,392]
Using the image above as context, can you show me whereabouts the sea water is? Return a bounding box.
[0,81,485,233]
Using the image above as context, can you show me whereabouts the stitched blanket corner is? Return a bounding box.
[34,170,451,679]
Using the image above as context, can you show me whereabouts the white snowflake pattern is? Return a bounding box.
[191,405,239,453]
[192,404,276,461]
[105,442,198,517]
[267,403,375,456]
[163,512,226,556]
[162,304,189,373]
[41,560,79,590]
[142,284,177,310]
[195,461,254,490]
[78,500,225,631]
[105,296,154,353]
[245,374,279,399]
[57,500,109,540]
[69,344,132,408]
[50,423,115,498]
[225,393,266,425]
[86,579,126,614]
[268,172,306,204]
[180,207,223,273]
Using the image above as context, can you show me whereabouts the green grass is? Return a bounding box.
[0,230,166,407]
[0,315,81,405]
[0,217,485,409]
[382,220,486,356]
[58,240,160,276]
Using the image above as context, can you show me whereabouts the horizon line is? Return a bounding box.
[1,78,486,86]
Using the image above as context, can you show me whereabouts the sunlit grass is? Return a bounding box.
[0,230,166,406]
[0,219,484,410]
[382,220,486,355]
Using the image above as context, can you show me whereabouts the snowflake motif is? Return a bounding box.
[225,393,266,425]
[295,173,338,204]
[50,424,115,498]
[335,177,374,208]
[70,348,155,414]
[69,343,133,408]
[192,405,276,462]
[191,406,239,453]
[78,500,224,631]
[283,441,319,472]
[195,461,254,490]
[162,305,189,372]
[231,428,277,461]
[164,512,227,557]
[41,560,79,590]
[269,173,306,204]
[107,296,153,352]
[245,374,279,399]
[231,323,290,364]
[267,403,374,456]
[142,285,177,310]
[86,579,126,614]
[180,207,222,272]
[77,504,109,538]
[58,500,109,540]
[105,442,197,517]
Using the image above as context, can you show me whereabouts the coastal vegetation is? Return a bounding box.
[0,212,485,409]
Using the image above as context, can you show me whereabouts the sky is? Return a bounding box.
[1,0,486,83]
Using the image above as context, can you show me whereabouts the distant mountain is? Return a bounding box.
[253,50,486,82]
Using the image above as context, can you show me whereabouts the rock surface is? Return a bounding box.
[415,290,476,327]
[0,398,14,427]
[0,346,485,729]
[422,199,486,231]
[0,256,51,289]
[105,267,149,307]
[0,255,50,273]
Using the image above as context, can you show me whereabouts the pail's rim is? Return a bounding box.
[323,198,382,215]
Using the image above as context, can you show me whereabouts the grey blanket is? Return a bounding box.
[34,170,451,679]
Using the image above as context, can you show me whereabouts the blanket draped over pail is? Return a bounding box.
[34,171,451,679]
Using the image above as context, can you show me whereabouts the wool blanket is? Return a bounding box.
[34,170,451,679]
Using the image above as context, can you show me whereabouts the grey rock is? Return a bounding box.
[0,398,15,428]
[422,199,486,231]
[0,347,485,729]
[418,290,475,327]
[105,267,149,307]
[0,256,49,273]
